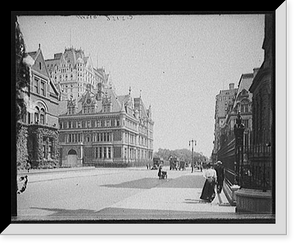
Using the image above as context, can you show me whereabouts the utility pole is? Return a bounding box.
[189,139,196,173]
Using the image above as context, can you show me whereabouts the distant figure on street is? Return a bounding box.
[200,163,217,202]
[17,175,28,194]
[214,160,225,194]
[158,163,167,179]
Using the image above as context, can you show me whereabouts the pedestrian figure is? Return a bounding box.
[200,163,217,202]
[158,163,167,179]
[17,175,28,194]
[214,160,225,194]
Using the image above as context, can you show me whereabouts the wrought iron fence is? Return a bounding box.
[238,144,272,191]
[217,141,272,191]
[217,139,236,187]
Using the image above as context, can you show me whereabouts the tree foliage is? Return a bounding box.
[153,148,207,164]
[15,19,30,123]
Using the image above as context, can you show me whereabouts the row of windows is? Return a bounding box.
[94,132,111,142]
[217,95,235,101]
[95,146,112,159]
[66,132,112,143]
[83,106,96,114]
[52,69,95,80]
[64,131,152,148]
[60,119,120,129]
[124,147,152,160]
[67,133,83,143]
[22,108,46,125]
[125,118,138,131]
[124,132,150,147]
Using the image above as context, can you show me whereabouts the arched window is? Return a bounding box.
[68,149,77,155]
[40,108,45,124]
[34,107,39,124]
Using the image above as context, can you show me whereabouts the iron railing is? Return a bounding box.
[217,139,236,187]
[217,141,272,191]
[238,144,272,191]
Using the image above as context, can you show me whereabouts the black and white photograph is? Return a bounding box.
[7,6,288,236]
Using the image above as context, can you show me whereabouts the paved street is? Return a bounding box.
[14,166,272,222]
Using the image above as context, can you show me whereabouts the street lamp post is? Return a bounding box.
[189,139,196,173]
[234,112,245,186]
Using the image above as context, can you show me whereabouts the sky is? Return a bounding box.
[17,14,265,158]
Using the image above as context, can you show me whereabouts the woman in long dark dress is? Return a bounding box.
[200,163,217,202]
[214,160,225,193]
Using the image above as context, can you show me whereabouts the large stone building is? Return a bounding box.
[219,71,258,149]
[58,84,154,167]
[212,83,238,162]
[45,47,109,100]
[17,45,60,169]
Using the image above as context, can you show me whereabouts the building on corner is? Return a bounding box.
[18,44,60,169]
[58,84,154,167]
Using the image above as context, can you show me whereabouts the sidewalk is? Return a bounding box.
[104,170,237,219]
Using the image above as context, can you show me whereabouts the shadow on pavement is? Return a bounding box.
[100,178,171,189]
[30,207,98,217]
[100,174,205,189]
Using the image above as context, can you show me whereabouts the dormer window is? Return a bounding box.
[241,104,249,113]
[67,96,76,115]
[68,106,75,115]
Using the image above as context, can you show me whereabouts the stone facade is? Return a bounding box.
[235,189,273,213]
[27,125,59,168]
[58,85,154,168]
[17,45,60,169]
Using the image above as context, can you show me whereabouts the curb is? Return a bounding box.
[17,166,96,176]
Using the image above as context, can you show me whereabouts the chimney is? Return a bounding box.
[229,83,234,90]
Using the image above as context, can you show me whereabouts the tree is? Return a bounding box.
[15,18,30,127]
[154,148,208,163]
[15,18,31,170]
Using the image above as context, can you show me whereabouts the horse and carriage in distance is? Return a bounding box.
[168,156,187,171]
[151,156,186,171]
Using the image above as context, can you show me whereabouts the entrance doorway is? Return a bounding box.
[67,149,77,167]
